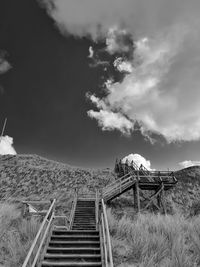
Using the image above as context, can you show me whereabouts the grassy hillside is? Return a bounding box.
[169,166,200,215]
[1,154,200,266]
[0,154,114,202]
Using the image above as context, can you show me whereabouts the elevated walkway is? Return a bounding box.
[109,159,177,212]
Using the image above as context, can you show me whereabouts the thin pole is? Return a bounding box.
[0,118,7,138]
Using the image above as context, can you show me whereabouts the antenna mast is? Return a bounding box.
[0,118,7,140]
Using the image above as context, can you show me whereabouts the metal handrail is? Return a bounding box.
[100,199,113,267]
[22,199,56,267]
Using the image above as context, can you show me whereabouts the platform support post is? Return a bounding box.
[133,185,137,209]
[133,178,140,213]
[157,193,161,208]
[160,183,166,214]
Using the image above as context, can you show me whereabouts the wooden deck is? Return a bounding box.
[104,159,178,213]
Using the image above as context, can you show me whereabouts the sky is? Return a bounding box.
[1,0,200,170]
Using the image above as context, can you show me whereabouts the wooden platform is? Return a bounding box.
[103,159,178,213]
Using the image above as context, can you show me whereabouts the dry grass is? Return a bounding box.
[107,209,200,267]
[0,202,40,267]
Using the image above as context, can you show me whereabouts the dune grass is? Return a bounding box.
[107,209,200,267]
[0,202,40,267]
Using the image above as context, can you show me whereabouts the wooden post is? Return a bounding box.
[157,192,161,208]
[125,159,129,174]
[160,183,166,214]
[136,181,140,212]
[114,158,119,174]
[133,185,137,209]
[137,171,140,212]
[133,174,140,213]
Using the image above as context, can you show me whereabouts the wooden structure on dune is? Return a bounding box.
[102,158,177,214]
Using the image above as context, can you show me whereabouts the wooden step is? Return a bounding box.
[50,235,99,241]
[48,241,100,248]
[52,230,99,236]
[72,227,96,229]
[44,254,101,261]
[41,260,102,266]
[47,247,101,254]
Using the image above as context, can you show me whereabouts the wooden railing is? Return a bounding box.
[22,199,56,267]
[95,190,99,230]
[103,173,136,200]
[116,161,177,184]
[69,190,78,230]
[100,199,114,267]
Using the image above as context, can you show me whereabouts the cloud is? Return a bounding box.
[0,51,12,94]
[39,0,200,143]
[89,25,200,142]
[113,57,133,73]
[88,46,94,58]
[0,51,11,74]
[0,136,17,155]
[179,160,200,169]
[122,153,152,170]
[88,109,133,134]
[0,60,11,74]
[106,27,134,56]
[38,0,200,39]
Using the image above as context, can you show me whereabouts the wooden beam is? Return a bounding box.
[160,183,166,214]
[142,185,163,211]
[133,185,137,210]
[135,180,140,212]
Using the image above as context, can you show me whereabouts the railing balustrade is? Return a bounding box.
[22,199,56,267]
[100,199,114,267]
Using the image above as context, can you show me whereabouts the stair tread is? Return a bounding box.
[45,254,101,258]
[50,241,100,244]
[52,230,99,233]
[52,237,99,238]
[48,247,100,250]
[42,261,102,266]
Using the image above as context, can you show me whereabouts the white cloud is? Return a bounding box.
[88,25,200,142]
[106,27,133,54]
[0,60,11,74]
[113,57,133,73]
[122,153,152,170]
[87,109,133,134]
[0,52,11,74]
[38,0,200,39]
[39,0,200,143]
[179,160,200,169]
[0,136,17,155]
[88,46,94,58]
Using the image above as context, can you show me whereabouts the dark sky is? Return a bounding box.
[0,0,200,170]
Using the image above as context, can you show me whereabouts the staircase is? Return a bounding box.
[40,199,102,267]
[103,173,136,202]
[72,200,96,231]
